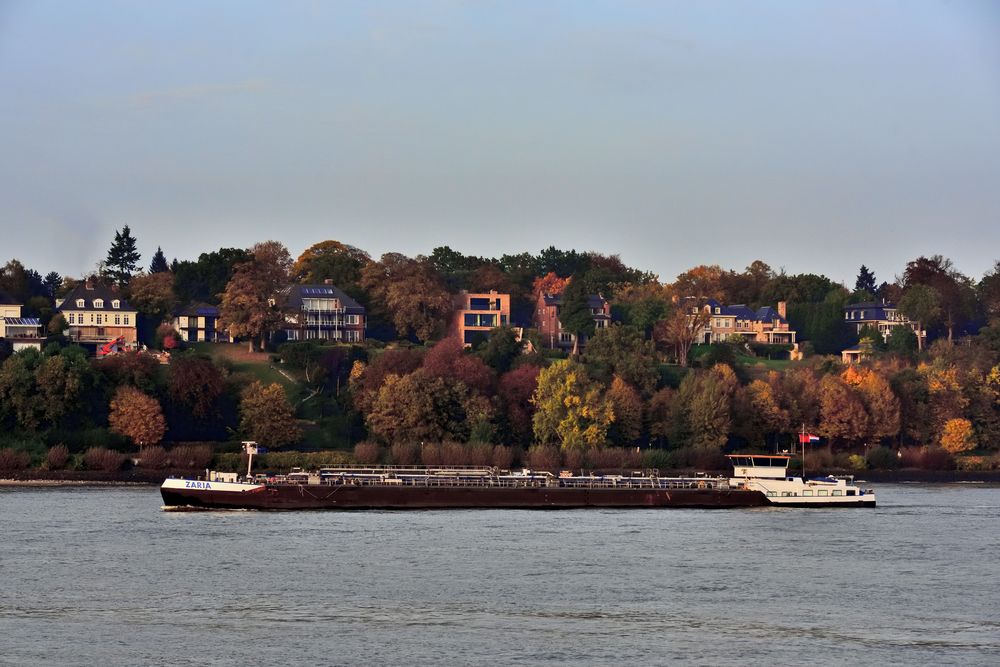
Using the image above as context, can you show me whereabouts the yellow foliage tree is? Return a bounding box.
[940,418,976,454]
[531,360,614,449]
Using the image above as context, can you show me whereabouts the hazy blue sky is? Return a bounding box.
[2,0,998,286]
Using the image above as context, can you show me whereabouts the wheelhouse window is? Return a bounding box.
[832,490,843,497]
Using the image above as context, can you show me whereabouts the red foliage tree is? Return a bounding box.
[421,337,496,395]
[498,365,540,445]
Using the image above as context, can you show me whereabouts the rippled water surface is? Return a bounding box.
[1,484,999,665]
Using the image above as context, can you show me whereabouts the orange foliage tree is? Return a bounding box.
[109,386,167,447]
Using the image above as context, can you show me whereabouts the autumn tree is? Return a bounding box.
[349,348,425,415]
[497,365,540,446]
[646,387,676,447]
[532,359,614,449]
[940,418,976,454]
[422,337,496,396]
[240,381,301,446]
[168,354,225,418]
[532,272,569,300]
[109,386,167,447]
[733,379,788,448]
[845,367,901,443]
[365,370,492,444]
[672,265,727,301]
[128,271,176,324]
[654,305,710,367]
[105,225,141,287]
[903,255,976,342]
[219,241,292,351]
[606,376,643,445]
[360,253,452,342]
[818,374,869,447]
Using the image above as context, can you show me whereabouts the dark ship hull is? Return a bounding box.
[160,484,769,510]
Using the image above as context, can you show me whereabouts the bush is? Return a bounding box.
[169,444,213,469]
[525,446,561,471]
[421,443,442,466]
[0,448,32,472]
[439,442,467,466]
[918,446,955,470]
[491,445,516,469]
[83,447,126,472]
[956,455,999,471]
[847,454,867,471]
[354,441,382,464]
[562,448,584,471]
[137,446,169,469]
[45,444,71,470]
[389,442,419,466]
[866,446,899,470]
[642,449,675,471]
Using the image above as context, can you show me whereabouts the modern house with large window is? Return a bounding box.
[0,290,44,351]
[452,290,511,346]
[278,282,366,342]
[55,281,137,350]
[171,302,230,342]
[534,292,611,351]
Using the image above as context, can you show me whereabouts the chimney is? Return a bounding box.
[85,278,94,290]
[324,279,333,285]
[777,301,787,319]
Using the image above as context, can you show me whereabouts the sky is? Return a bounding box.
[1,0,999,287]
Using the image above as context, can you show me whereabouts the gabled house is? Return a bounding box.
[0,290,44,351]
[451,290,511,346]
[692,299,796,345]
[843,301,922,342]
[55,281,137,350]
[277,282,366,343]
[534,292,611,351]
[171,302,230,343]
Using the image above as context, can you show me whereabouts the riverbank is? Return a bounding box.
[5,467,1000,487]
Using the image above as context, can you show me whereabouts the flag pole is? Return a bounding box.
[801,423,806,479]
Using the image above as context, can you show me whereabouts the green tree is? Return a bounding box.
[105,225,141,287]
[291,240,371,290]
[128,271,176,325]
[583,324,658,394]
[899,284,941,351]
[558,275,596,356]
[172,247,252,305]
[0,348,43,429]
[886,325,918,356]
[35,346,98,427]
[476,327,524,374]
[531,359,614,449]
[240,381,302,446]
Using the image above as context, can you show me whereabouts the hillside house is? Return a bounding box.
[55,281,137,350]
[0,290,44,351]
[171,302,230,342]
[691,299,797,345]
[277,282,366,342]
[534,292,611,351]
[452,290,511,346]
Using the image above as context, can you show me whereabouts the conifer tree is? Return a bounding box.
[855,265,877,296]
[105,225,141,287]
[149,246,169,273]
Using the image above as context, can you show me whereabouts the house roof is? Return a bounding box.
[541,293,607,309]
[704,299,787,324]
[174,301,220,318]
[279,284,365,314]
[0,290,19,305]
[845,302,897,309]
[3,317,40,326]
[56,283,134,312]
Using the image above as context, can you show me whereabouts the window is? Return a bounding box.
[124,316,129,325]
[114,314,121,325]
[345,314,359,325]
[714,307,720,314]
[803,490,813,497]
[68,313,75,324]
[76,299,85,308]
[96,314,102,325]
[832,490,843,497]
[112,300,120,309]
[559,332,574,343]
[94,299,104,309]
[818,490,829,497]
[846,490,856,496]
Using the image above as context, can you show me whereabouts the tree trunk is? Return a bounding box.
[248,338,254,353]
[916,323,923,351]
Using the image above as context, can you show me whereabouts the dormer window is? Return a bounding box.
[76,299,85,308]
[112,300,120,309]
[94,299,104,309]
[714,307,720,314]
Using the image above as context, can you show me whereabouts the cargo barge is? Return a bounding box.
[160,448,875,510]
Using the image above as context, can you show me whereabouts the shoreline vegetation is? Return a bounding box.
[3,243,1000,478]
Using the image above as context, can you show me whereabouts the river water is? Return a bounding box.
[1,484,998,666]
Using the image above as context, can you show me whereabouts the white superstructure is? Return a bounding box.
[727,455,876,507]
